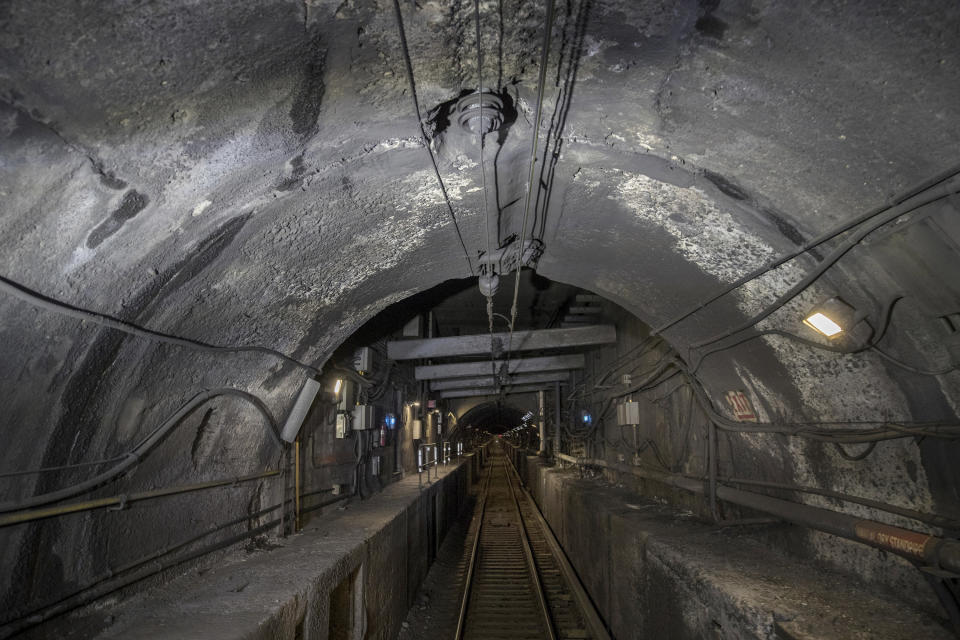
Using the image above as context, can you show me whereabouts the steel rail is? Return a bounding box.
[503,459,558,640]
[454,463,492,640]
[504,458,612,640]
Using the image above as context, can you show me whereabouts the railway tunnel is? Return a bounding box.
[1,0,960,638]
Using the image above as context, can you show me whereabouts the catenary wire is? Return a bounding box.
[505,0,556,365]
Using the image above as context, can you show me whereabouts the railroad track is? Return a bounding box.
[454,447,611,640]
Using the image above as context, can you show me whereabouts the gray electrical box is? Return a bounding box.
[371,455,381,476]
[337,379,355,413]
[353,404,375,430]
[336,413,350,438]
[617,401,641,426]
[353,347,372,374]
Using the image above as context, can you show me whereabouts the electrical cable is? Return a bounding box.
[505,0,556,363]
[688,294,959,377]
[653,163,960,337]
[716,476,960,531]
[0,456,128,480]
[0,469,281,528]
[391,0,474,276]
[0,388,280,514]
[580,343,960,444]
[687,184,960,352]
[681,371,960,442]
[0,275,318,374]
[869,345,960,377]
[833,441,877,461]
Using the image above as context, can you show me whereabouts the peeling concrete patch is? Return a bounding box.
[613,172,776,284]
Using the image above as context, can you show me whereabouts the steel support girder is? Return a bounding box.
[429,371,569,391]
[415,354,585,381]
[438,384,552,399]
[388,325,615,361]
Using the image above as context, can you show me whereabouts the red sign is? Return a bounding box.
[725,391,758,422]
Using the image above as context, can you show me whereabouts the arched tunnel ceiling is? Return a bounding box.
[456,400,531,434]
[1,1,959,463]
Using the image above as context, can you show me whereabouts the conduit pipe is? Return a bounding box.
[0,470,281,528]
[557,454,960,574]
[0,388,279,514]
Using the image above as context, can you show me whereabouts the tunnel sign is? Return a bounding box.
[725,391,758,422]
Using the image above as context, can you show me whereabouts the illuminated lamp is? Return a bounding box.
[803,297,858,339]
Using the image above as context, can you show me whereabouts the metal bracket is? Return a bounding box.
[108,495,129,511]
[477,238,545,275]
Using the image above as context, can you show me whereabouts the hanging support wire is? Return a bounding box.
[391,0,474,276]
[474,0,502,393]
[504,0,556,372]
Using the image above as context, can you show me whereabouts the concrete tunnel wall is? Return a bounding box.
[1,0,959,633]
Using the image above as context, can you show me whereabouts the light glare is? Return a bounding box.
[334,379,343,394]
[805,312,843,337]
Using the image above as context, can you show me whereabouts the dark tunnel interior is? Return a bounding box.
[2,1,960,638]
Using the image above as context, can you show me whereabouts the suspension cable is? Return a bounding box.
[505,0,556,366]
[474,0,500,394]
[391,0,475,276]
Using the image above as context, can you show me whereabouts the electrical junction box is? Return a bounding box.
[353,404,376,430]
[337,379,355,413]
[337,413,350,438]
[353,347,372,375]
[371,456,381,476]
[335,413,350,439]
[332,483,348,496]
[617,401,641,426]
[411,419,423,440]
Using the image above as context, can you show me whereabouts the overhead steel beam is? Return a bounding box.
[415,354,585,381]
[439,384,551,399]
[429,371,569,391]
[388,325,615,361]
[568,306,602,314]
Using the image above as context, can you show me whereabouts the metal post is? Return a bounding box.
[538,389,547,455]
[708,421,719,521]
[294,437,302,533]
[554,381,561,457]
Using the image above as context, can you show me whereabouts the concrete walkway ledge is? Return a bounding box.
[86,459,473,640]
[517,454,951,640]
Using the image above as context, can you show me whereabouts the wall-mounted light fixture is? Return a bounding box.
[333,379,343,395]
[280,378,322,443]
[803,297,858,339]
